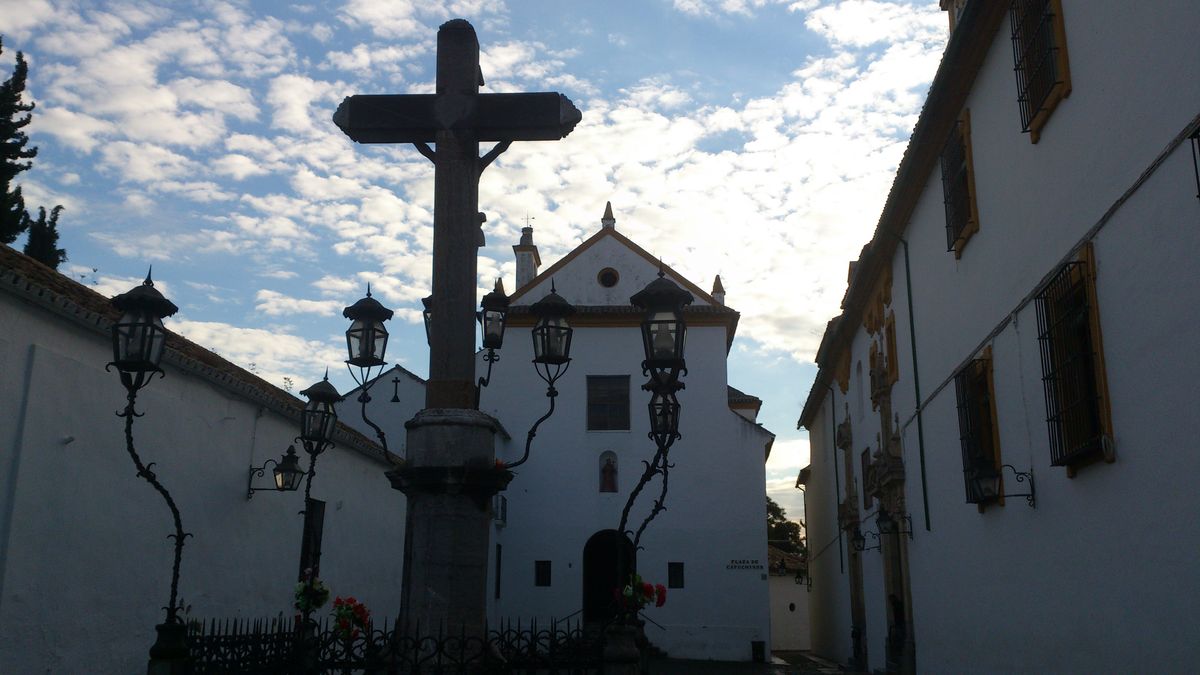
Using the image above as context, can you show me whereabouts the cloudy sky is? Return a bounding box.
[1,0,948,525]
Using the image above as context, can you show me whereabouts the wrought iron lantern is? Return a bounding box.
[479,278,510,350]
[109,270,179,390]
[422,295,433,345]
[509,282,575,470]
[630,269,693,383]
[344,284,393,369]
[247,445,306,498]
[530,281,576,385]
[298,373,342,448]
[646,381,682,448]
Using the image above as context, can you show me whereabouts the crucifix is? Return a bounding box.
[333,19,580,634]
[334,18,581,410]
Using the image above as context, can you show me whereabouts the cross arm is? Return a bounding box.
[333,93,582,144]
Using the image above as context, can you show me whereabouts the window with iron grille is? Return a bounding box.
[667,562,685,589]
[534,560,552,587]
[1010,0,1072,142]
[940,112,979,257]
[587,375,630,430]
[954,356,1002,505]
[1035,247,1112,470]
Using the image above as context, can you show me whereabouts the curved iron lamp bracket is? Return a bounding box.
[475,347,500,408]
[1000,464,1036,508]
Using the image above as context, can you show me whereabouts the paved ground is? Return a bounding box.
[648,651,846,674]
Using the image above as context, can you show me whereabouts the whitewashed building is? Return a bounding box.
[0,246,406,673]
[798,1,1200,673]
[463,206,775,661]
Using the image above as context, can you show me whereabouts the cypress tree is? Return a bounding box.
[0,36,37,244]
[23,204,66,268]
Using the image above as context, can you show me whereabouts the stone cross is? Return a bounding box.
[333,18,581,409]
[333,19,580,636]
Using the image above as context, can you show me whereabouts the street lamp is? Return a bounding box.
[622,270,694,548]
[343,285,394,456]
[247,445,306,499]
[421,295,433,345]
[295,373,341,624]
[630,268,693,384]
[106,270,191,667]
[476,278,510,406]
[508,281,576,469]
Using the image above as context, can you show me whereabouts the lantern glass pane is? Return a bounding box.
[481,309,505,349]
[533,317,571,363]
[114,310,166,369]
[347,319,388,365]
[273,466,288,490]
[649,312,678,360]
[301,401,337,443]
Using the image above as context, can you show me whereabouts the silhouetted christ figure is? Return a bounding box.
[334,18,581,409]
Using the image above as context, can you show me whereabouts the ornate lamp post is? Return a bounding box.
[508,282,575,469]
[247,445,306,499]
[294,373,342,623]
[475,279,510,405]
[105,271,191,670]
[620,270,693,548]
[343,285,394,457]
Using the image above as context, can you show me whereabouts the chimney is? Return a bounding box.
[513,226,541,289]
[601,201,616,229]
[711,275,726,306]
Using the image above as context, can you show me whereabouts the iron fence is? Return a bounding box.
[187,615,603,674]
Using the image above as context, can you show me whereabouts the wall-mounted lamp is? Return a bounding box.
[247,445,306,499]
[851,527,880,552]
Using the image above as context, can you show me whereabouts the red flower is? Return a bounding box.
[655,584,667,608]
[642,582,653,598]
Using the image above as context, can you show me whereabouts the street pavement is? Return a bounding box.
[648,651,847,674]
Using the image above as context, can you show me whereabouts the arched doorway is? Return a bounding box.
[582,530,635,623]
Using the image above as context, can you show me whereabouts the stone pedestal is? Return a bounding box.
[388,409,511,636]
[603,623,644,675]
[146,622,188,675]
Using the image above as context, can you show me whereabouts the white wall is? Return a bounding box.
[0,286,406,673]
[769,575,811,651]
[479,238,771,661]
[805,2,1200,672]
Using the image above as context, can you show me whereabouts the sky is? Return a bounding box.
[0,0,949,528]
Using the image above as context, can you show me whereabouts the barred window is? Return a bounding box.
[1035,246,1112,471]
[1010,0,1072,142]
[667,562,685,589]
[535,560,552,587]
[954,355,1002,505]
[940,111,979,257]
[587,375,630,430]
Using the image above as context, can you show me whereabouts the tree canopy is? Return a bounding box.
[1,36,66,269]
[767,496,806,556]
[0,36,37,245]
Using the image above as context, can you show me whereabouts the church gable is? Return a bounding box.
[509,227,717,309]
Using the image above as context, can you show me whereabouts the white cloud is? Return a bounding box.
[254,289,344,316]
[99,141,197,182]
[212,153,270,180]
[0,0,56,39]
[33,107,117,153]
[169,77,259,121]
[169,317,343,389]
[806,0,943,48]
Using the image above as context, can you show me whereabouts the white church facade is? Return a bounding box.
[348,206,778,661]
[797,1,1200,673]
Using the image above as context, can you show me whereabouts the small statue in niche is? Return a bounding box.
[600,456,618,492]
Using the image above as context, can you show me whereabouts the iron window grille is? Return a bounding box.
[1035,256,1111,468]
[1010,0,1071,141]
[492,494,508,526]
[954,358,1001,504]
[667,562,685,589]
[587,375,630,430]
[940,114,978,256]
[535,560,552,587]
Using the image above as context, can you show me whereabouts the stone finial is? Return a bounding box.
[711,275,726,306]
[601,201,616,229]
